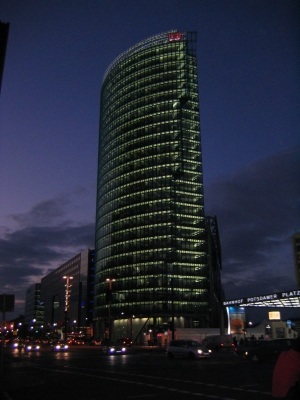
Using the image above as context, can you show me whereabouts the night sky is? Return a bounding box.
[0,1,299,321]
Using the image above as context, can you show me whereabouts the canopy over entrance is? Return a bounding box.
[223,289,300,308]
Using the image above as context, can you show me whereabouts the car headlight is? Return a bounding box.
[122,347,126,352]
[109,348,115,353]
[27,346,32,350]
[198,350,203,354]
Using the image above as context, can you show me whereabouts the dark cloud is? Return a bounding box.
[9,196,70,227]
[204,145,300,299]
[0,196,95,317]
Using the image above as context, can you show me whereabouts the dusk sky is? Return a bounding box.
[0,1,299,321]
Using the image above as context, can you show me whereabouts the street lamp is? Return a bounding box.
[63,276,73,341]
[106,278,115,339]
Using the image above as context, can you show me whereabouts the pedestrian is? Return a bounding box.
[272,339,300,399]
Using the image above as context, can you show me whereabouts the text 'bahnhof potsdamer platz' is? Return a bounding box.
[94,31,223,342]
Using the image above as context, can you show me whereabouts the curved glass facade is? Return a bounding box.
[95,31,210,336]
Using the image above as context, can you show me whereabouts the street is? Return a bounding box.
[1,346,275,399]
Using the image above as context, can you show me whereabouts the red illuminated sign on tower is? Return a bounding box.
[168,32,182,41]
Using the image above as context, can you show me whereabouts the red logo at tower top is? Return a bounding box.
[168,32,182,41]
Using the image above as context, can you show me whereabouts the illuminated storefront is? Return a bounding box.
[224,290,300,338]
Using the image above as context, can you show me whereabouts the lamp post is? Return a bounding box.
[63,276,73,341]
[106,279,115,339]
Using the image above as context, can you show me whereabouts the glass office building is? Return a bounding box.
[95,31,221,341]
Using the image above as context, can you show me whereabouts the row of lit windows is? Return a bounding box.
[97,189,203,218]
[104,71,198,108]
[96,251,207,267]
[101,91,199,125]
[100,139,198,167]
[103,41,192,86]
[103,73,197,113]
[97,274,207,288]
[97,293,208,306]
[103,99,199,131]
[99,158,201,188]
[97,254,207,269]
[97,261,206,275]
[98,153,201,185]
[101,90,199,133]
[105,43,192,80]
[104,103,200,134]
[98,168,202,194]
[101,84,198,123]
[94,302,207,318]
[100,131,181,160]
[104,50,196,94]
[97,193,203,220]
[99,135,200,172]
[97,203,203,228]
[99,166,200,192]
[101,100,199,138]
[97,178,203,199]
[97,223,204,241]
[101,100,199,133]
[103,62,197,97]
[97,236,204,254]
[96,209,204,239]
[100,182,202,207]
[98,168,201,199]
[96,212,202,237]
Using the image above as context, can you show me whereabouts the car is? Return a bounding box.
[233,339,296,363]
[117,338,133,347]
[202,335,234,350]
[24,342,41,352]
[11,341,24,350]
[243,338,299,363]
[73,339,85,345]
[52,342,69,352]
[166,340,212,360]
[100,342,127,355]
[90,339,102,346]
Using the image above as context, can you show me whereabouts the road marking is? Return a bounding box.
[32,364,272,399]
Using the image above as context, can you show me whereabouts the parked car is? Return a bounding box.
[167,340,211,360]
[234,339,298,363]
[100,342,127,355]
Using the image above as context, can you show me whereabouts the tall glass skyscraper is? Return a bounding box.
[95,31,222,341]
